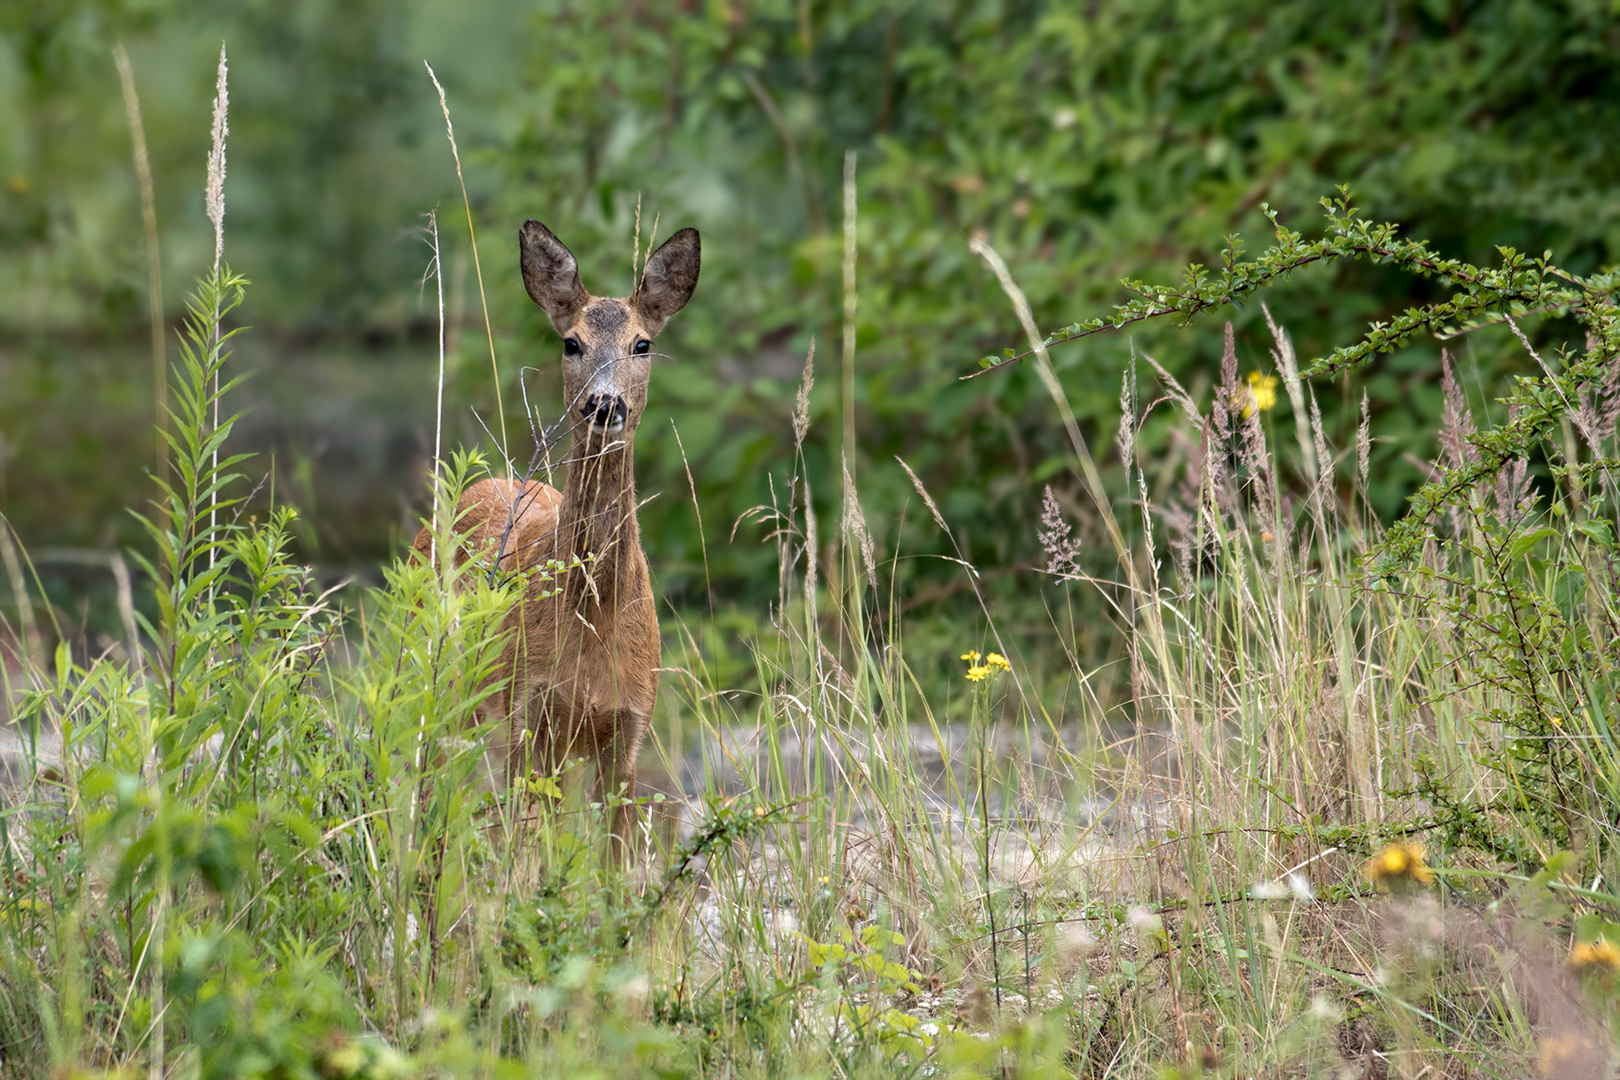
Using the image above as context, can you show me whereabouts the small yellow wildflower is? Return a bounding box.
[1235,371,1279,419]
[963,648,1006,683]
[1365,841,1435,888]
[1569,938,1620,971]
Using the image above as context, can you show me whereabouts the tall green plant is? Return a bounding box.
[0,268,522,1071]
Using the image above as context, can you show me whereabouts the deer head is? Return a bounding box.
[519,220,701,442]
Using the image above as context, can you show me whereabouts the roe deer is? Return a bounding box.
[414,220,700,852]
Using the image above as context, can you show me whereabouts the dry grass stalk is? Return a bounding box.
[112,43,167,488]
[640,211,661,290]
[1214,321,1238,445]
[425,61,508,474]
[631,192,642,282]
[1435,349,1478,537]
[0,517,37,673]
[967,236,1132,574]
[801,468,818,664]
[1309,391,1334,537]
[1115,361,1136,474]
[841,149,858,479]
[110,551,139,668]
[896,455,951,541]
[841,456,876,591]
[1265,301,1315,485]
[1437,349,1477,471]
[1357,390,1372,501]
[1037,486,1081,580]
[793,337,815,452]
[672,422,714,623]
[426,208,445,565]
[1121,349,1159,581]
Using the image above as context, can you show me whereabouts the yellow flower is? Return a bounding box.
[1569,938,1620,971]
[1365,841,1435,887]
[1235,371,1279,418]
[1538,1030,1601,1077]
[963,648,1008,683]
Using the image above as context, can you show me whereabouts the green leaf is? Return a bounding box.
[1508,527,1560,561]
[1576,520,1616,551]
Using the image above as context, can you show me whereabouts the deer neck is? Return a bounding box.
[558,432,642,596]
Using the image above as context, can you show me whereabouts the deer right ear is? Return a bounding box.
[519,220,587,329]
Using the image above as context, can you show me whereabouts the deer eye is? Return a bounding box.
[563,337,582,357]
[633,339,651,355]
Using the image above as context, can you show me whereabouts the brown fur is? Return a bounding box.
[413,220,700,853]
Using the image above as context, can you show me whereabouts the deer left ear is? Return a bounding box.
[633,227,700,333]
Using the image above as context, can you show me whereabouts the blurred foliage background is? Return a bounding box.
[3,0,1618,622]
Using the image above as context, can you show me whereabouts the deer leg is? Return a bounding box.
[476,681,515,796]
[506,688,575,831]
[592,709,649,861]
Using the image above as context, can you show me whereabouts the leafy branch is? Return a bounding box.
[965,188,1592,382]
[969,189,1620,569]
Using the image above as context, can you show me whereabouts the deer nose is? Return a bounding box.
[581,393,629,432]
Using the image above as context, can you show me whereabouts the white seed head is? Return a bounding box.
[1127,905,1162,934]
[1308,994,1343,1022]
[205,42,229,271]
[1287,873,1314,903]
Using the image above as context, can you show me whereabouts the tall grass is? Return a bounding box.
[3,154,1620,1080]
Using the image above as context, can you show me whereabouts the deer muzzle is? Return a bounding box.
[581,393,629,435]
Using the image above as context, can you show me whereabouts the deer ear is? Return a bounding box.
[633,227,700,333]
[519,220,587,329]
